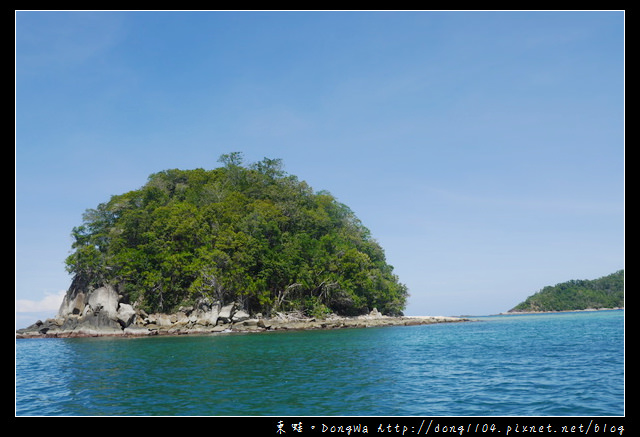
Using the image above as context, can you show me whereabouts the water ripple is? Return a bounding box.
[16,310,624,416]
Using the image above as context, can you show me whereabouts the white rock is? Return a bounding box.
[87,286,120,318]
[117,303,137,327]
[232,309,251,323]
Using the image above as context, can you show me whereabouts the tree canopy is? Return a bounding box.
[65,153,408,317]
[509,270,624,312]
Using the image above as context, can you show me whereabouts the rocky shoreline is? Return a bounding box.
[16,313,469,339]
[16,285,469,339]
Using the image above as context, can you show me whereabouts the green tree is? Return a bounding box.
[65,153,409,317]
[510,270,624,312]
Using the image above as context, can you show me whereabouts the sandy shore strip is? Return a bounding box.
[500,307,623,315]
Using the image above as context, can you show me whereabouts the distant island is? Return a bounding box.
[19,153,467,338]
[508,270,624,313]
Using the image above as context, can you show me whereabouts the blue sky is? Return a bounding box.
[15,11,624,326]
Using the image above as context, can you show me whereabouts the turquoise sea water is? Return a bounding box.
[15,310,624,416]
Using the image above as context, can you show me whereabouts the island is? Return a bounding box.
[508,270,624,313]
[17,153,468,338]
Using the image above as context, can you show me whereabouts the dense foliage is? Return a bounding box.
[65,153,408,317]
[510,270,624,312]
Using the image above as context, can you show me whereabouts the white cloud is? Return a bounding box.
[15,290,66,313]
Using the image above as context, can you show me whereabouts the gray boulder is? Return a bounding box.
[232,309,251,323]
[87,286,120,318]
[58,291,86,316]
[117,303,137,327]
[217,304,235,324]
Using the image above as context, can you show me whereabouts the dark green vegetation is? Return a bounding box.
[510,270,624,312]
[65,153,408,317]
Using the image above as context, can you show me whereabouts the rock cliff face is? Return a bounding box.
[16,282,468,338]
[16,281,252,338]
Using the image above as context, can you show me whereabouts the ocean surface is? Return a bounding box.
[15,310,624,416]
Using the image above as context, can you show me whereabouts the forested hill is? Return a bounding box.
[65,153,408,318]
[509,270,624,313]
